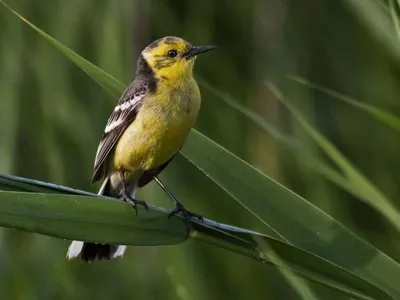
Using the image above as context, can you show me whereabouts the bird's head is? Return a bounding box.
[138,36,215,85]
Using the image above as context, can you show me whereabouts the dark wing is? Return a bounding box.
[91,81,149,183]
[138,155,176,188]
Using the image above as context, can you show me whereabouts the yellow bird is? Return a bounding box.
[67,36,215,262]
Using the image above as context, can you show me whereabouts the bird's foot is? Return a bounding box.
[120,192,148,216]
[168,202,203,233]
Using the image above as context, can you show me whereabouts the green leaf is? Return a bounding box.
[181,128,400,299]
[198,80,400,297]
[193,223,389,300]
[389,0,400,42]
[198,79,362,198]
[0,0,125,98]
[3,3,399,298]
[342,0,400,64]
[254,236,320,300]
[0,190,187,246]
[253,236,376,300]
[197,80,399,298]
[289,76,400,132]
[0,173,96,195]
[0,176,391,300]
[266,82,400,233]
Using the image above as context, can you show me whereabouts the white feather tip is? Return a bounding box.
[67,241,84,259]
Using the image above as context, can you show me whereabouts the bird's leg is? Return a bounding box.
[119,169,148,215]
[154,177,203,231]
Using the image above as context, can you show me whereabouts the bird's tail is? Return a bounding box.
[66,178,128,262]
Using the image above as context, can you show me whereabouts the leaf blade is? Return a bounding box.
[289,76,400,132]
[342,0,400,64]
[181,129,400,299]
[0,0,125,98]
[2,4,398,298]
[0,178,388,300]
[266,82,400,233]
[0,190,188,246]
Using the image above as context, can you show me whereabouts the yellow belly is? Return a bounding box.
[112,81,200,174]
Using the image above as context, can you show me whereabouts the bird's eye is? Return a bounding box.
[166,49,178,58]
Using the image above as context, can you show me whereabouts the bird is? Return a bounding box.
[66,36,216,262]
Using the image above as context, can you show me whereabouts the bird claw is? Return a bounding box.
[118,169,148,215]
[121,195,148,216]
[168,202,203,233]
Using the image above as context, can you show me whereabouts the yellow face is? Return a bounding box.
[142,36,215,84]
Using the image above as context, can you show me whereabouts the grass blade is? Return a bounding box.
[289,76,400,132]
[342,0,400,64]
[0,173,96,195]
[254,236,319,300]
[198,79,365,198]
[266,82,400,233]
[2,4,399,298]
[253,236,377,300]
[389,0,400,42]
[0,190,187,246]
[0,182,390,300]
[181,129,400,299]
[0,0,125,98]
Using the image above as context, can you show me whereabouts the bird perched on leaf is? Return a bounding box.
[67,36,215,262]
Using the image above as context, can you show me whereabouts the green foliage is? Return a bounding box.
[1,0,400,299]
[1,175,386,300]
[0,190,188,245]
[290,76,400,132]
[268,83,400,232]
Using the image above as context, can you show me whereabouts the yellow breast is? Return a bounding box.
[112,78,201,173]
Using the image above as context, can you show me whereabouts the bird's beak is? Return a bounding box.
[183,45,216,60]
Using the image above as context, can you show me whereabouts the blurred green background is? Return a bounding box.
[1,0,400,299]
